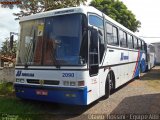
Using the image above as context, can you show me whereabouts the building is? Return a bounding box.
[0,55,15,68]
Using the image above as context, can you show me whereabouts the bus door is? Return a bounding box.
[89,27,99,76]
[88,27,100,99]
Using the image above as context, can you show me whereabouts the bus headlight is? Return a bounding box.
[16,79,25,83]
[63,81,70,86]
[63,81,76,86]
[70,81,76,86]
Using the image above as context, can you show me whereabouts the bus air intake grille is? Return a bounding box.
[27,79,59,85]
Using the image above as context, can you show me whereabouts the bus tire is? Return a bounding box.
[104,72,114,99]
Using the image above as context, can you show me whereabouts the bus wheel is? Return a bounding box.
[104,73,113,99]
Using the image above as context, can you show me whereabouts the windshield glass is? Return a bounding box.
[17,14,88,66]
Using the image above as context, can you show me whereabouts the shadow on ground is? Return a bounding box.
[17,98,99,120]
[110,93,160,114]
[141,67,160,81]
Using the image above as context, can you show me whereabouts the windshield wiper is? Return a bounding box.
[24,27,36,66]
[48,39,61,68]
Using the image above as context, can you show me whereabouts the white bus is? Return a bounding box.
[146,43,155,70]
[151,42,160,65]
[14,6,147,105]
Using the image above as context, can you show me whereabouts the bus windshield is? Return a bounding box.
[17,14,88,66]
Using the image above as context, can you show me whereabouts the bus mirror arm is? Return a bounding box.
[88,26,101,39]
[98,30,102,36]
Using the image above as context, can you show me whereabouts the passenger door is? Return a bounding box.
[88,14,106,101]
[89,27,99,76]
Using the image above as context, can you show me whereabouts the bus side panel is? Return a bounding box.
[102,47,123,88]
[128,50,137,80]
[77,71,100,105]
[87,75,100,104]
[98,68,109,98]
[115,49,129,87]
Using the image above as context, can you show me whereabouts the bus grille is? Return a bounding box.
[27,79,59,85]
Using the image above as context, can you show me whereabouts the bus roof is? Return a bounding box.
[20,5,143,42]
[20,6,102,22]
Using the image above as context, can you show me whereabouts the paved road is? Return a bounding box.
[35,66,160,120]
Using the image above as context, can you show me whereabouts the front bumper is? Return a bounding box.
[14,84,87,105]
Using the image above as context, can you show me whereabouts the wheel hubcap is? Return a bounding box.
[109,79,113,90]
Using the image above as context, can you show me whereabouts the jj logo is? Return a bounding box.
[120,53,129,61]
[16,71,34,77]
[16,71,22,77]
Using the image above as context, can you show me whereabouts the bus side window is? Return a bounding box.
[106,23,113,45]
[134,37,138,49]
[89,14,105,63]
[106,22,119,46]
[128,34,134,49]
[89,15,103,29]
[119,30,127,48]
[138,39,142,50]
[113,26,119,46]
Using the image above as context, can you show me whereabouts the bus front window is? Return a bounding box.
[16,14,88,66]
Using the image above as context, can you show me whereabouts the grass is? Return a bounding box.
[0,82,61,120]
[0,82,45,120]
[0,98,44,120]
[0,82,14,96]
[0,97,64,120]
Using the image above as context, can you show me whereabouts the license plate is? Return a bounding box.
[36,90,48,96]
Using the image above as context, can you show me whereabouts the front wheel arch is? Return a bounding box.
[104,70,115,99]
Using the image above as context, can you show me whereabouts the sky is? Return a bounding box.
[0,0,160,47]
[0,6,19,46]
[120,0,160,43]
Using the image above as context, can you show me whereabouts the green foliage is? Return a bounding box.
[0,82,14,96]
[0,82,41,119]
[0,37,17,58]
[0,98,43,120]
[1,0,87,20]
[90,0,141,32]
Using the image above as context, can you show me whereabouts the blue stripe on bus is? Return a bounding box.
[132,51,140,78]
[133,51,146,78]
[141,57,146,72]
[14,84,87,105]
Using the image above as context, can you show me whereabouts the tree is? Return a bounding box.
[0,37,17,58]
[1,0,87,20]
[90,0,141,32]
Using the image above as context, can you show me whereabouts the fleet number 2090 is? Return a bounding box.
[62,73,74,77]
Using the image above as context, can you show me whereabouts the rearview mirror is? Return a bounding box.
[90,27,98,52]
